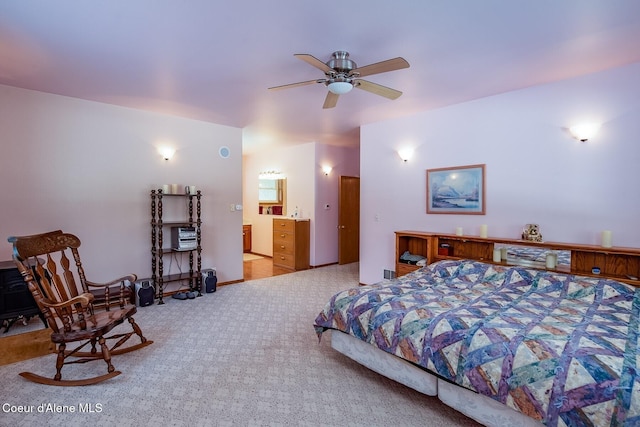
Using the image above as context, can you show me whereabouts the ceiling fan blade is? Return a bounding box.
[268,79,324,91]
[354,79,403,100]
[350,57,409,78]
[295,54,335,74]
[323,92,339,109]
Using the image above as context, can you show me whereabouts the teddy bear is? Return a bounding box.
[522,224,543,242]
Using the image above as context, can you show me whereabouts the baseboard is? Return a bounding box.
[250,253,271,258]
[218,279,243,286]
[311,262,339,269]
[0,328,54,366]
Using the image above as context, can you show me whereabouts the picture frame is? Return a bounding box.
[426,164,485,214]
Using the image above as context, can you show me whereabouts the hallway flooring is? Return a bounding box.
[243,255,292,281]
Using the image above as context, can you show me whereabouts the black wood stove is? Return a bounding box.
[0,260,46,333]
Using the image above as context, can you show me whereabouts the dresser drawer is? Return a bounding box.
[273,230,293,242]
[273,239,294,255]
[273,219,295,232]
[273,253,295,269]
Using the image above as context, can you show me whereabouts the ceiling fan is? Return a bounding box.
[268,51,410,109]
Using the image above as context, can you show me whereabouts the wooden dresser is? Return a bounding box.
[273,218,310,270]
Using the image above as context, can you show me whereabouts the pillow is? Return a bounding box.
[399,251,426,262]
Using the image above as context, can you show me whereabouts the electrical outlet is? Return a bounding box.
[229,204,236,212]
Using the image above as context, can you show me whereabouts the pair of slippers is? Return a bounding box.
[172,291,196,300]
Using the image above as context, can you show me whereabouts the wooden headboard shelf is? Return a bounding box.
[395,230,640,286]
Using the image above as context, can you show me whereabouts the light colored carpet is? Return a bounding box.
[243,253,264,261]
[0,263,480,426]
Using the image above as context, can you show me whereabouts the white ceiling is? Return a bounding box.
[2,1,640,154]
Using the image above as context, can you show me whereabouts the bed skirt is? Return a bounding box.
[331,329,438,396]
[331,331,542,427]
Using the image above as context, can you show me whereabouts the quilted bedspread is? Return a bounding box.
[314,260,640,426]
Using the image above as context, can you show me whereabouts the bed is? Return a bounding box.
[314,259,640,426]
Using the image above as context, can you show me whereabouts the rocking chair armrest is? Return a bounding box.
[41,292,95,310]
[85,274,137,289]
[86,274,137,308]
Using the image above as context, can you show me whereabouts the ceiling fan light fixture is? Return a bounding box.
[327,81,353,95]
[272,51,409,107]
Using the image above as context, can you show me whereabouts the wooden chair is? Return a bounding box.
[8,230,152,386]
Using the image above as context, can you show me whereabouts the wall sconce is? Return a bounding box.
[398,148,414,162]
[159,147,175,161]
[322,165,332,175]
[569,123,600,142]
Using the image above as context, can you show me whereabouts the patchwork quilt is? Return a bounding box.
[314,260,640,426]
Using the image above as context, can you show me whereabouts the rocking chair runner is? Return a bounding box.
[8,230,153,386]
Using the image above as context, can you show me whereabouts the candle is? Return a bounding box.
[455,227,463,236]
[500,247,508,261]
[545,252,557,269]
[601,230,612,248]
[480,224,488,238]
[493,248,501,262]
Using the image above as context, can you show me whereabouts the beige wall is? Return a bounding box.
[359,61,640,285]
[0,85,244,284]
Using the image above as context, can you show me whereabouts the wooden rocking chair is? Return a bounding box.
[8,230,153,386]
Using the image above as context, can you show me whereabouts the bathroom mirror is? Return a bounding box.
[258,178,287,216]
